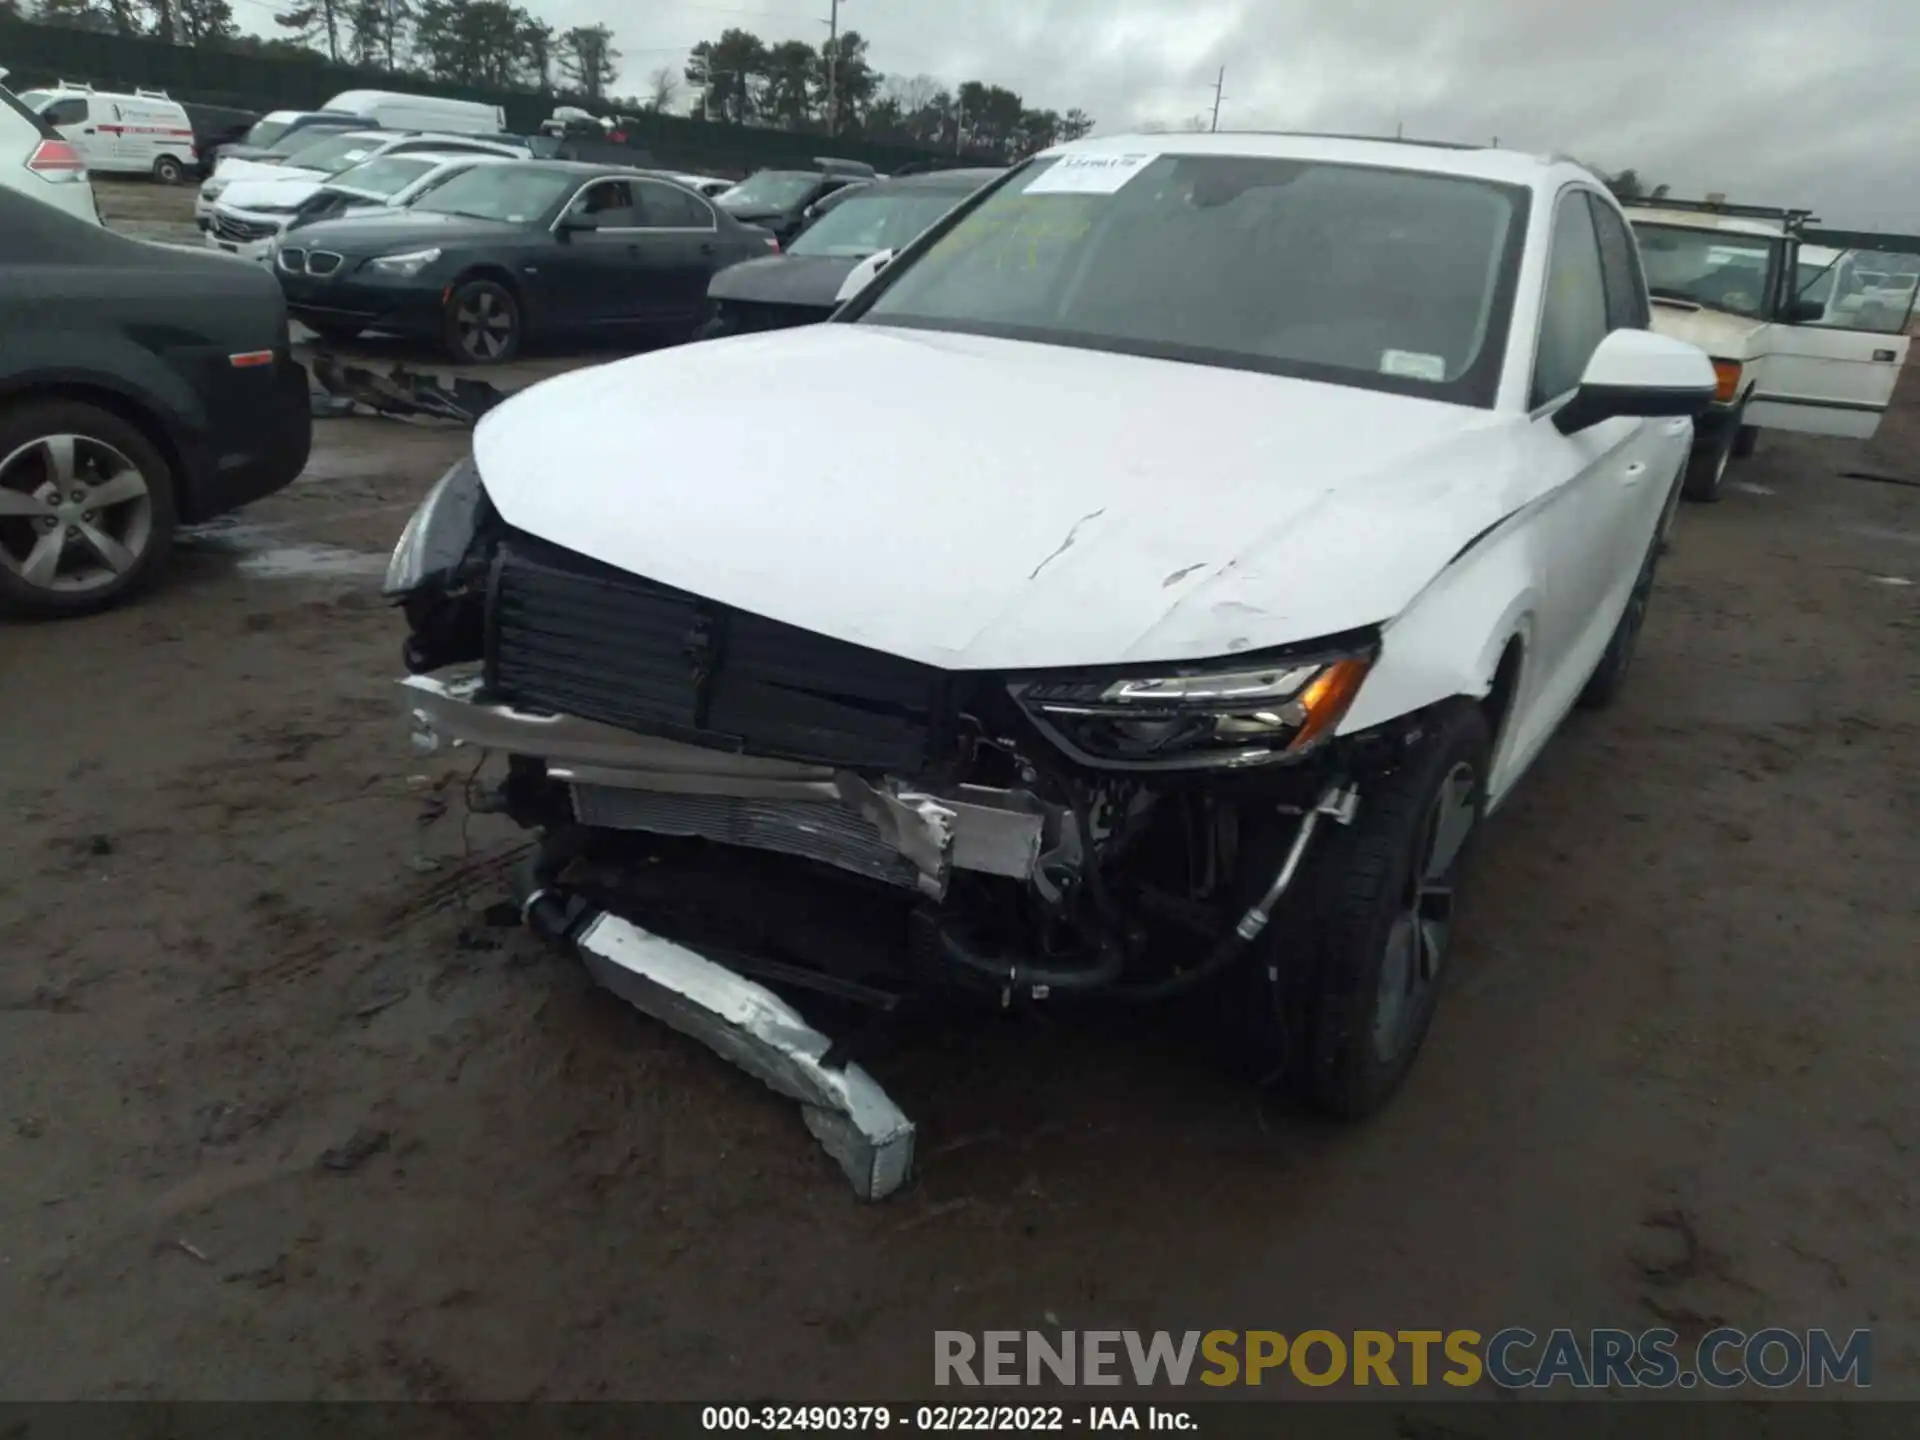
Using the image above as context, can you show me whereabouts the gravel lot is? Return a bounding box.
[0,180,1916,1401]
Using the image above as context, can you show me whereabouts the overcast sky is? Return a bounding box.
[335,0,1920,229]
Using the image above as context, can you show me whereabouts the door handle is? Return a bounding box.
[699,241,717,255]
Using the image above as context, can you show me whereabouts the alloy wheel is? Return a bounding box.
[0,434,154,595]
[1371,759,1478,1062]
[454,289,514,361]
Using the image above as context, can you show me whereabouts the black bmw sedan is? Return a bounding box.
[271,162,778,363]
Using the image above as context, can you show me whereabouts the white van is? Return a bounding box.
[321,90,505,137]
[22,81,196,182]
[1,73,101,225]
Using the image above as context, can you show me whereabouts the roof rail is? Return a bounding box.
[134,86,171,99]
[812,155,877,176]
[1629,195,1820,229]
[57,78,94,93]
[1205,129,1484,151]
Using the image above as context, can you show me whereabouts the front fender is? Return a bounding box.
[1338,516,1537,744]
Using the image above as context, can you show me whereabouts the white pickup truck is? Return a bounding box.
[1624,200,1920,500]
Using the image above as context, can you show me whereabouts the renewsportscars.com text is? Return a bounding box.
[934,1328,1872,1390]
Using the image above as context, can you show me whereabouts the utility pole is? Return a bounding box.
[1209,66,1225,132]
[954,94,965,156]
[824,0,841,139]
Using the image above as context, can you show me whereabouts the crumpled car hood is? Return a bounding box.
[218,174,325,210]
[474,324,1531,671]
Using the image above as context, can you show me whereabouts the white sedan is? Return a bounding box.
[206,151,515,263]
[385,133,1715,1149]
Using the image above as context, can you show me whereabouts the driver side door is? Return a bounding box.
[1753,230,1920,440]
[545,178,647,325]
[1504,189,1675,775]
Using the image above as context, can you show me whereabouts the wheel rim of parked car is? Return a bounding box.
[453,289,514,361]
[0,434,154,594]
[1371,759,1478,1062]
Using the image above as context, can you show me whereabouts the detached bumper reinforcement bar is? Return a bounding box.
[523,887,916,1201]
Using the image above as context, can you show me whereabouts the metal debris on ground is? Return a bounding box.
[308,354,511,427]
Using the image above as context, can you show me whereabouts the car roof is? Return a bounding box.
[1622,205,1790,239]
[866,168,1003,194]
[1039,131,1599,192]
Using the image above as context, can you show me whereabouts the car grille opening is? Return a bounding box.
[305,251,343,276]
[485,531,949,773]
[277,247,307,273]
[213,213,281,242]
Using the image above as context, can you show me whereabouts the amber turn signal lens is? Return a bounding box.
[1285,657,1372,752]
[1712,359,1742,404]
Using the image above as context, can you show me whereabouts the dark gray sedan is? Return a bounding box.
[701,168,1003,339]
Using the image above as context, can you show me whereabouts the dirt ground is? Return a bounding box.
[2,194,1918,1401]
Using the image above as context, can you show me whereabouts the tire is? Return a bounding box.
[152,154,185,185]
[1731,424,1758,459]
[1682,409,1741,503]
[442,278,522,365]
[0,400,178,619]
[1576,530,1661,711]
[1299,701,1491,1118]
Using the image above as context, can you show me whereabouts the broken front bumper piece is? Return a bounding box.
[401,672,1054,898]
[520,891,915,1200]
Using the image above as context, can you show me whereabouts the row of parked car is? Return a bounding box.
[189,112,1003,363]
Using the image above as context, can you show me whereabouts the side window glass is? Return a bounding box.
[571,180,638,227]
[1589,196,1650,332]
[1532,193,1611,408]
[1789,247,1920,335]
[45,98,88,126]
[637,181,712,229]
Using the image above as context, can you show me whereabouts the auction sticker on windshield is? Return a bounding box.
[1025,152,1155,195]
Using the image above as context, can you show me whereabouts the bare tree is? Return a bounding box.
[644,63,681,113]
[881,71,940,113]
[559,23,619,102]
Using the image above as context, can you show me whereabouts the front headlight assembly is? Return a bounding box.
[1010,648,1375,770]
[384,456,487,598]
[369,246,443,277]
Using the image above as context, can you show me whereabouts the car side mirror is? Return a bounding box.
[834,248,896,304]
[1784,298,1827,323]
[1553,329,1717,435]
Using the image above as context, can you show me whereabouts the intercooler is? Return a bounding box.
[568,783,921,889]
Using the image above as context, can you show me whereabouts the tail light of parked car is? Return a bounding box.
[25,137,86,182]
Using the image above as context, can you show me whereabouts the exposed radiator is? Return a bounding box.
[570,784,919,889]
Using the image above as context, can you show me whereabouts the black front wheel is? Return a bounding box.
[1302,701,1491,1118]
[152,154,186,185]
[442,279,522,365]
